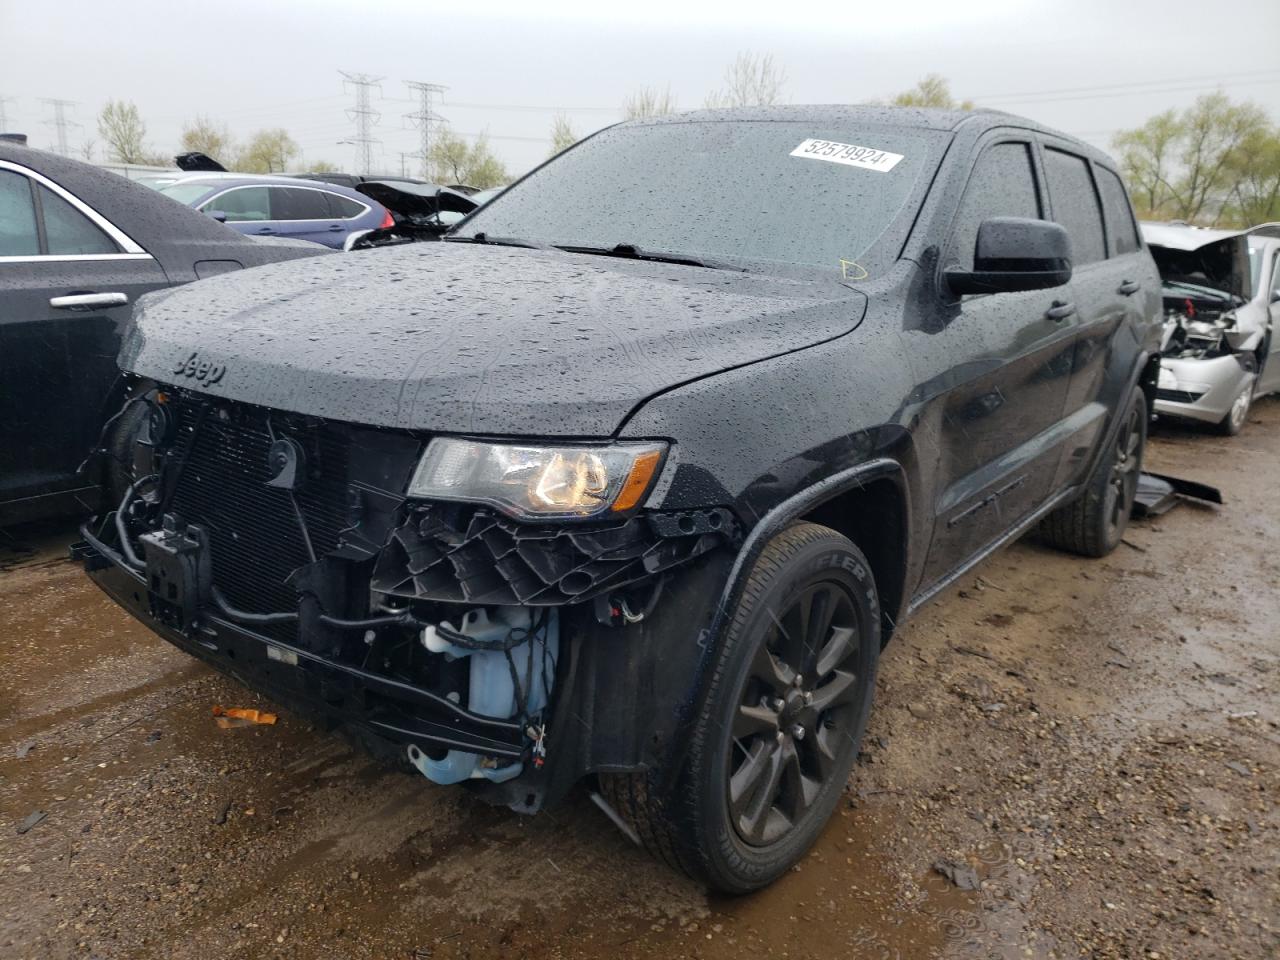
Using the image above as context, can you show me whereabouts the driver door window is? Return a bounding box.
[947,142,1042,271]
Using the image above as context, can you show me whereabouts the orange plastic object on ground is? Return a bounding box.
[212,705,278,728]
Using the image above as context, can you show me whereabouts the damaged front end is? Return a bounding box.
[74,387,737,811]
[347,181,480,249]
[1144,225,1261,426]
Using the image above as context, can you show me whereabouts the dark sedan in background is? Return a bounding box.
[158,175,392,250]
[0,142,327,525]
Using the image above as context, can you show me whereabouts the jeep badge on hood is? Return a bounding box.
[172,352,226,386]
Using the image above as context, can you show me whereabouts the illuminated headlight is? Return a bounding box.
[407,438,668,520]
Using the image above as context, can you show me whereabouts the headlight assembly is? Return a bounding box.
[407,437,668,520]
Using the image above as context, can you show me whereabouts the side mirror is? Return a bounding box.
[945,217,1073,296]
[206,210,229,223]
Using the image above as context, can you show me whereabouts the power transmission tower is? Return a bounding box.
[404,80,447,180]
[41,98,79,155]
[0,96,14,133]
[339,71,383,174]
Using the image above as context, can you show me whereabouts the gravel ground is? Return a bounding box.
[0,400,1276,960]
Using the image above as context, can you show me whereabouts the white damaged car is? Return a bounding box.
[1142,222,1280,435]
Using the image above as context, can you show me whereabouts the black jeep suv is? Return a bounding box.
[77,106,1161,893]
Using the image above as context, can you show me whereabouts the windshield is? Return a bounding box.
[455,120,948,276]
[159,182,217,206]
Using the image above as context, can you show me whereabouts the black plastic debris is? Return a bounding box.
[16,810,47,835]
[1131,471,1224,519]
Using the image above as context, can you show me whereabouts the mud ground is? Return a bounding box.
[1,403,1276,960]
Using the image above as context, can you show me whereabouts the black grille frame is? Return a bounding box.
[164,401,362,638]
[371,503,733,606]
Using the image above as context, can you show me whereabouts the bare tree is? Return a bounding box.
[705,52,788,108]
[1170,93,1268,223]
[234,128,299,173]
[428,126,508,188]
[888,74,973,110]
[1226,127,1280,225]
[1112,93,1271,224]
[549,113,578,155]
[78,139,95,161]
[181,115,234,165]
[97,100,148,164]
[622,86,677,121]
[1112,109,1181,218]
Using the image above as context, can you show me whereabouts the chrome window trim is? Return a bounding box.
[0,252,155,264]
[195,183,371,222]
[0,158,149,256]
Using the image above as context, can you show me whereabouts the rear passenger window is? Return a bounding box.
[326,193,366,219]
[0,170,40,256]
[1096,167,1140,255]
[949,142,1041,271]
[38,185,118,255]
[207,187,271,221]
[1044,149,1106,265]
[273,187,331,221]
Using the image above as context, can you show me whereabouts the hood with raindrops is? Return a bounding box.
[121,241,867,436]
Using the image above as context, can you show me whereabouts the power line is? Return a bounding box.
[40,98,79,155]
[440,99,619,114]
[970,68,1280,103]
[339,70,382,175]
[404,80,447,180]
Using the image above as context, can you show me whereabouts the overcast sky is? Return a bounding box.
[3,0,1279,177]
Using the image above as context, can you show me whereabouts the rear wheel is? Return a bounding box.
[601,522,880,893]
[1039,385,1146,558]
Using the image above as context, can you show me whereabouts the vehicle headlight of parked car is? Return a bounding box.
[408,438,667,518]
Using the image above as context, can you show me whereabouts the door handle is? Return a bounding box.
[1046,300,1076,321]
[49,292,129,310]
[1118,279,1141,296]
[255,227,276,235]
[328,224,344,232]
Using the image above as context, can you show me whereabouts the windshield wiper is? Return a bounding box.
[555,243,745,271]
[445,232,548,250]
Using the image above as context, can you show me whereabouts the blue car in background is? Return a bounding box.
[159,174,391,250]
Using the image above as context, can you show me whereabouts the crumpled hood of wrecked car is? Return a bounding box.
[121,241,866,436]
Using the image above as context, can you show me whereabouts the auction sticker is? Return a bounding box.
[790,138,904,172]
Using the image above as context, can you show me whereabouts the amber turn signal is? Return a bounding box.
[611,448,664,512]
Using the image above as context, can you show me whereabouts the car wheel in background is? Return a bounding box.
[602,522,880,894]
[1039,385,1147,558]
[1217,379,1254,437]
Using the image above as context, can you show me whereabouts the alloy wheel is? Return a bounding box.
[728,581,863,846]
[1105,402,1143,535]
[1228,384,1253,433]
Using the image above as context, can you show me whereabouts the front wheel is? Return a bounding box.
[1217,379,1254,437]
[602,522,880,893]
[1039,385,1147,558]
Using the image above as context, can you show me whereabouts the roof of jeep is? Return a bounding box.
[631,104,1112,164]
[637,103,1024,130]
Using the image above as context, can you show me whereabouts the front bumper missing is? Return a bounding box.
[73,525,528,764]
